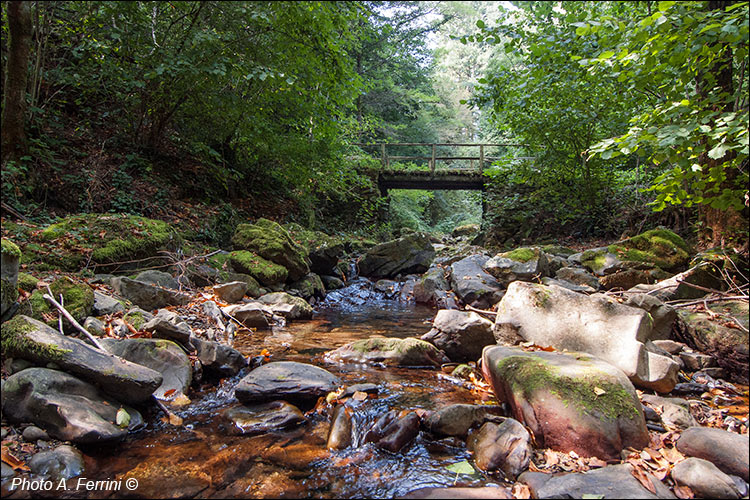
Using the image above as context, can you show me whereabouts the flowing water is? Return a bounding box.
[81,279,505,498]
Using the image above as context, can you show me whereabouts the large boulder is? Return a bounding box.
[212,281,248,303]
[111,276,190,310]
[493,282,679,393]
[142,308,193,344]
[284,224,346,276]
[609,228,690,272]
[671,458,741,499]
[232,219,310,282]
[555,266,600,290]
[358,233,435,279]
[325,337,449,367]
[256,292,312,320]
[482,346,649,460]
[449,254,504,309]
[234,361,340,408]
[1,368,143,443]
[92,290,126,316]
[287,273,326,300]
[1,315,162,404]
[676,426,749,481]
[519,463,676,499]
[1,238,21,320]
[483,247,549,287]
[229,250,288,286]
[413,267,452,306]
[675,299,748,384]
[421,310,495,362]
[222,302,271,328]
[99,338,191,400]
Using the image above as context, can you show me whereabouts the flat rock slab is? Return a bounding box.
[256,292,312,320]
[421,310,495,362]
[1,368,143,444]
[190,337,247,377]
[222,401,305,435]
[142,308,193,344]
[111,276,190,310]
[235,361,340,408]
[482,346,648,460]
[676,426,749,481]
[325,337,449,367]
[222,302,271,329]
[100,338,191,400]
[3,315,162,404]
[400,486,513,499]
[519,463,676,499]
[494,281,678,392]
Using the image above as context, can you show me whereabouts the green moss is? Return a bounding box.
[608,229,689,271]
[1,315,72,361]
[123,310,147,330]
[2,277,19,312]
[26,278,94,327]
[496,356,641,421]
[207,252,231,270]
[1,238,21,258]
[229,250,288,286]
[542,245,576,257]
[581,249,609,271]
[501,247,538,263]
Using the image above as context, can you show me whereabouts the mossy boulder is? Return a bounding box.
[579,248,622,276]
[608,228,690,272]
[288,273,325,300]
[358,233,435,279]
[285,223,345,275]
[18,214,178,272]
[229,250,287,286]
[17,272,40,292]
[484,247,549,286]
[232,219,310,282]
[22,278,94,331]
[482,346,648,460]
[325,337,449,367]
[1,238,21,320]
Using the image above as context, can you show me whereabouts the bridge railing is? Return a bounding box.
[350,142,533,175]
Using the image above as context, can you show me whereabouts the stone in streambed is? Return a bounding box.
[483,247,549,287]
[222,401,305,435]
[449,254,504,309]
[212,281,248,303]
[519,463,676,499]
[421,309,495,362]
[1,368,143,443]
[190,337,247,377]
[364,410,420,453]
[2,315,162,404]
[28,445,84,481]
[232,219,310,282]
[325,337,448,367]
[327,404,353,450]
[482,346,648,460]
[234,361,340,409]
[676,426,749,481]
[222,302,271,329]
[99,338,191,400]
[142,308,193,344]
[671,457,740,499]
[424,404,504,438]
[256,292,312,320]
[111,276,190,310]
[358,233,435,279]
[400,486,513,499]
[468,419,532,479]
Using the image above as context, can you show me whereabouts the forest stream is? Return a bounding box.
[80,279,497,499]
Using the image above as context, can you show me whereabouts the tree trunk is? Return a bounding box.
[698,0,748,251]
[1,1,32,164]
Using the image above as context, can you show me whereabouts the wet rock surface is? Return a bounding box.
[235,361,341,408]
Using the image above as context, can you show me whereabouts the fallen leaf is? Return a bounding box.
[630,465,656,494]
[593,386,606,396]
[168,394,191,406]
[674,485,694,499]
[163,388,176,398]
[659,446,684,464]
[588,457,607,468]
[511,483,531,499]
[1,448,30,471]
[352,391,368,401]
[116,407,131,428]
[544,449,560,467]
[168,413,183,426]
[446,460,476,475]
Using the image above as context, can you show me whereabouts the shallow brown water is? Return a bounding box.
[80,280,505,498]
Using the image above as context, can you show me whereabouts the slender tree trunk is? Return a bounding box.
[698,0,747,251]
[1,1,32,164]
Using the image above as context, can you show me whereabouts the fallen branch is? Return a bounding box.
[43,285,107,352]
[152,395,183,426]
[675,278,745,298]
[465,304,497,318]
[669,296,749,308]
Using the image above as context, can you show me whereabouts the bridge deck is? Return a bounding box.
[378,169,485,194]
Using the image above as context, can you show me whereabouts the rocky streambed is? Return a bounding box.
[1,218,749,499]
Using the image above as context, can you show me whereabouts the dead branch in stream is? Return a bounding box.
[43,284,107,352]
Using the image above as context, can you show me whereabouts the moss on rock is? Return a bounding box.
[229,250,288,286]
[500,247,538,263]
[609,228,690,272]
[25,278,94,328]
[231,219,309,281]
[2,238,21,258]
[1,315,71,361]
[16,273,40,292]
[496,356,641,421]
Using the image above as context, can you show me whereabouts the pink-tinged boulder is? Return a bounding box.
[482,346,648,460]
[493,281,679,393]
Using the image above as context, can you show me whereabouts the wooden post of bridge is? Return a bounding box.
[381,143,387,171]
[479,145,484,172]
[430,144,436,178]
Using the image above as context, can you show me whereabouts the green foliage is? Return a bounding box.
[578,1,749,212]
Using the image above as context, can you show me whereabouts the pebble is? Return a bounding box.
[23,425,50,442]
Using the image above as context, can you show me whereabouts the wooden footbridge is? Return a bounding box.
[351,143,533,195]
